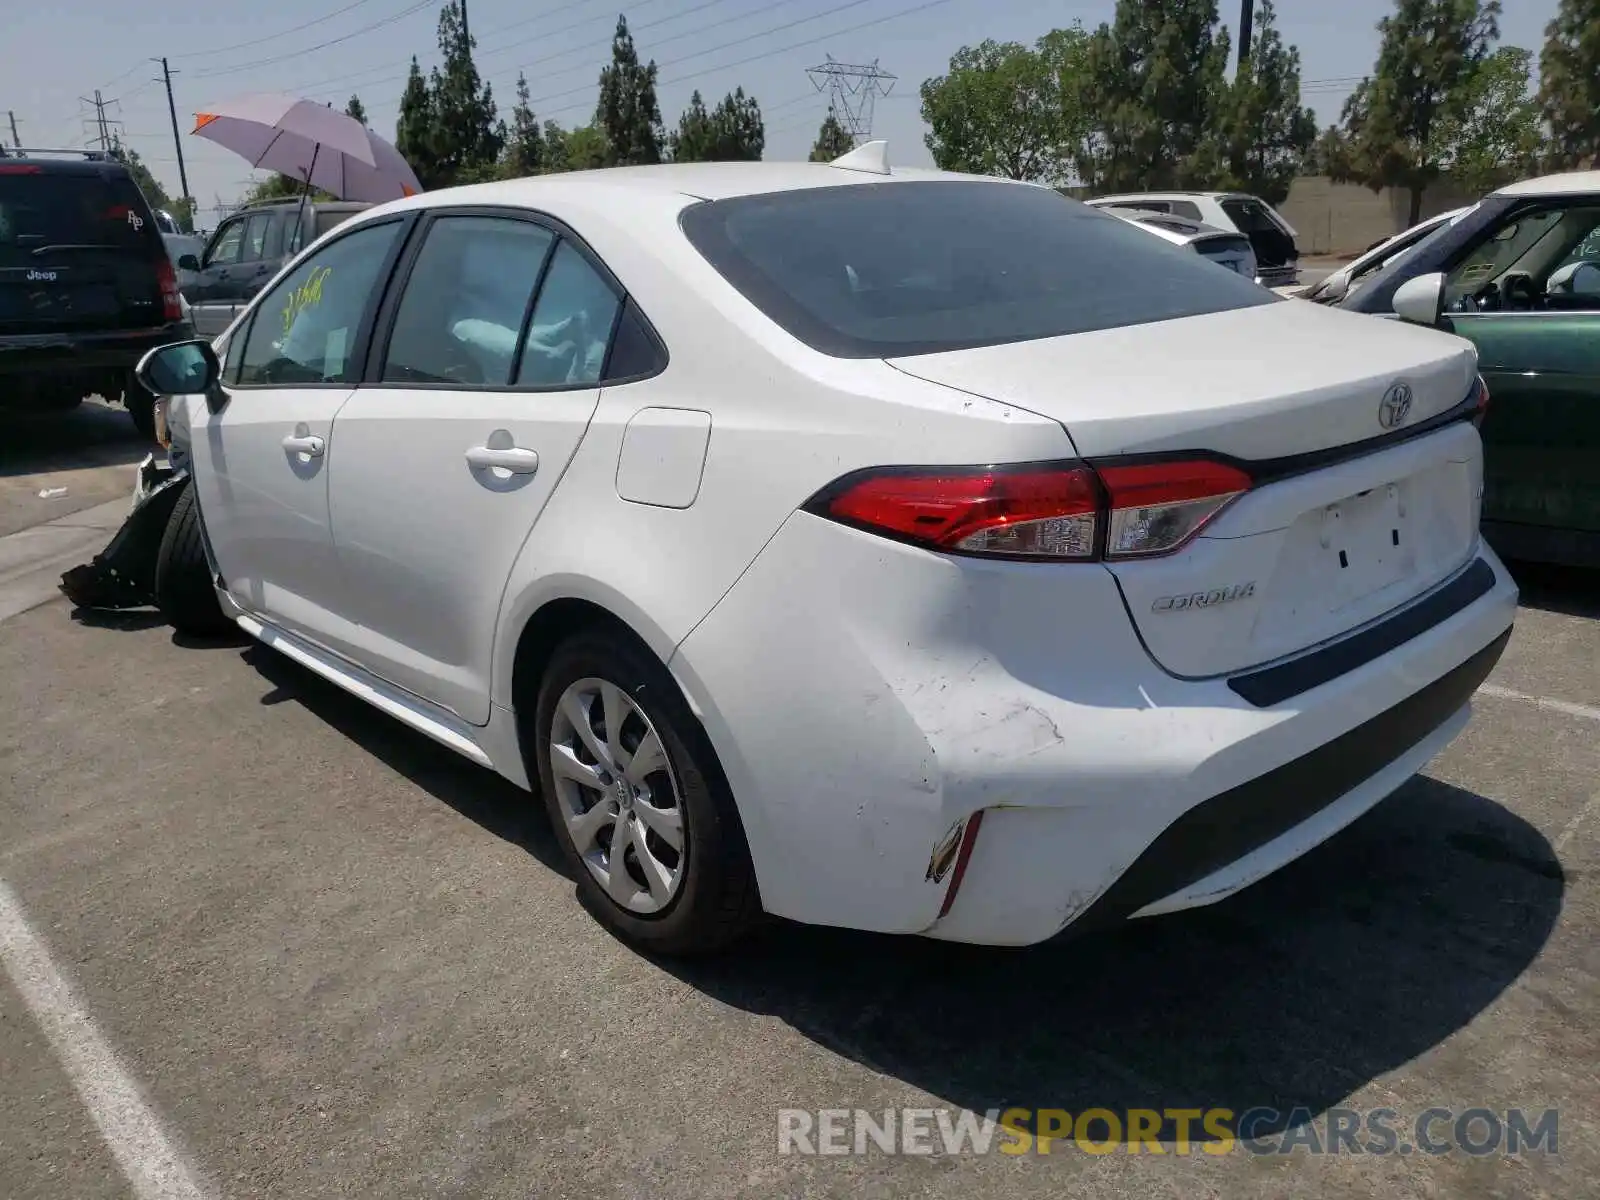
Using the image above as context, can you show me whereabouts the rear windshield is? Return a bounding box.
[0,168,162,266]
[1196,234,1254,259]
[680,181,1277,358]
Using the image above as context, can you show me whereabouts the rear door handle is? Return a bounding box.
[465,445,539,474]
[282,434,325,457]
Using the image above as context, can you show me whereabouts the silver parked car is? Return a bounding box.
[1104,208,1260,280]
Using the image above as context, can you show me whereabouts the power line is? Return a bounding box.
[174,0,384,59]
[517,0,969,121]
[188,0,436,80]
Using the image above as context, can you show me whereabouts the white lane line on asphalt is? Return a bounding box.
[1555,794,1600,854]
[0,879,210,1200]
[1476,683,1600,724]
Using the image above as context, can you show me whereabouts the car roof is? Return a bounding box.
[0,155,134,178]
[1493,170,1600,198]
[381,160,1034,213]
[1088,191,1241,203]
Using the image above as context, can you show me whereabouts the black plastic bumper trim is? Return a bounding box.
[1065,625,1512,937]
[1228,558,1498,708]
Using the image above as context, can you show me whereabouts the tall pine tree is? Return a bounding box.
[505,72,544,177]
[1078,0,1233,192]
[396,57,439,187]
[428,0,502,184]
[1335,0,1503,225]
[709,89,764,161]
[809,109,855,160]
[597,16,664,166]
[1538,0,1600,169]
[668,92,716,162]
[1214,0,1316,204]
[344,95,368,127]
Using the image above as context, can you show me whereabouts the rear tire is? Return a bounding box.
[532,629,762,955]
[154,484,230,637]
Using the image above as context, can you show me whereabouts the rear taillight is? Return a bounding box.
[155,257,181,322]
[818,465,1100,560]
[811,458,1251,561]
[1097,460,1252,558]
[1473,375,1490,425]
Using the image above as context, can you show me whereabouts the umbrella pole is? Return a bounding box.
[294,142,320,251]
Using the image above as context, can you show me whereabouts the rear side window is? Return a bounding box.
[1170,200,1204,221]
[1220,197,1284,235]
[681,181,1276,358]
[0,167,162,265]
[381,215,554,386]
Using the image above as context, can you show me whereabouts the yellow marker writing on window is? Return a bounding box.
[281,266,333,336]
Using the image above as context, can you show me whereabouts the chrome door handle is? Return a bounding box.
[465,445,539,474]
[282,434,324,457]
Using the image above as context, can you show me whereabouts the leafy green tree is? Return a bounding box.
[669,90,717,162]
[809,109,854,160]
[504,72,544,177]
[1078,0,1233,192]
[344,95,368,127]
[920,28,1091,183]
[597,16,664,166]
[1212,0,1316,204]
[428,0,502,184]
[542,120,571,173]
[1436,45,1540,192]
[709,88,764,160]
[396,56,440,187]
[565,124,611,170]
[1334,0,1503,225]
[1538,0,1600,169]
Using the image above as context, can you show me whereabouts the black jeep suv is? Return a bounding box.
[0,149,191,438]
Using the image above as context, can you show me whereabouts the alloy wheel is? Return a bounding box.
[548,677,686,914]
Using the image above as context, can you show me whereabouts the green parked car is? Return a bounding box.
[1334,172,1600,568]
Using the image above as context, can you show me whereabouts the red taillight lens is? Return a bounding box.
[820,465,1101,560]
[1097,459,1252,558]
[155,257,181,322]
[813,457,1253,561]
[1473,375,1490,422]
[0,164,43,174]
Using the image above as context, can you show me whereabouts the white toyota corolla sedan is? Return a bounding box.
[137,143,1518,955]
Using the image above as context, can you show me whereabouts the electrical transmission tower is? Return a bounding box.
[78,90,123,153]
[806,56,896,145]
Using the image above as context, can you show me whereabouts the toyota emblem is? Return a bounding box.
[1379,382,1413,429]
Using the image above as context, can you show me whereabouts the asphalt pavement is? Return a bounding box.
[0,404,1595,1199]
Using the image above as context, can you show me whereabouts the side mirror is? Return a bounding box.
[137,339,220,401]
[1393,271,1447,326]
[177,253,201,272]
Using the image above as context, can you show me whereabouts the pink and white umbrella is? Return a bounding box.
[193,92,422,203]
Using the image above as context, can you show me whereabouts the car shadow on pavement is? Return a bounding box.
[238,643,573,881]
[1504,559,1600,619]
[663,777,1563,1139]
[228,636,1562,1141]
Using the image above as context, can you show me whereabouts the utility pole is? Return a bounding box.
[805,57,897,146]
[154,57,193,224]
[6,111,18,148]
[1238,0,1255,70]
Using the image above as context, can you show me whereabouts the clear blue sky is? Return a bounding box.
[6,0,1561,226]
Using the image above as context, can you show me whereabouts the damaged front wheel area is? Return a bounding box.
[154,484,229,636]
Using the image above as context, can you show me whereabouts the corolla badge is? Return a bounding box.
[1379,382,1413,429]
[1151,581,1256,613]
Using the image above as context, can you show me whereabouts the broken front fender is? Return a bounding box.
[59,454,191,610]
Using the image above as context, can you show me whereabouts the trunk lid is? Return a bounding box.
[889,301,1485,679]
[0,166,168,334]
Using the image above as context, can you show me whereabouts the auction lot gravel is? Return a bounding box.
[1,408,1595,1199]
